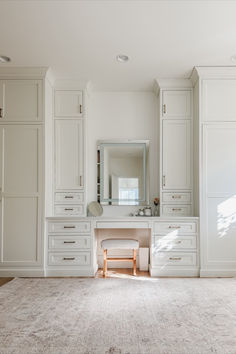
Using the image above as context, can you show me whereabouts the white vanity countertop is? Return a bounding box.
[46,216,199,221]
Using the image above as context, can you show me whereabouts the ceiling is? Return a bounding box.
[1,0,236,90]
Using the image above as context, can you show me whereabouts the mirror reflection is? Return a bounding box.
[98,142,148,205]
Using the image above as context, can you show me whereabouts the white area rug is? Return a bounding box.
[1,277,236,354]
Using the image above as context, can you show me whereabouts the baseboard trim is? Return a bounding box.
[150,267,200,277]
[45,268,95,277]
[200,269,236,277]
[0,269,45,277]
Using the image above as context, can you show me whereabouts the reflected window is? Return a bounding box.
[118,178,139,205]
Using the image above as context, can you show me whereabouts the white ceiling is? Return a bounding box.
[1,0,236,90]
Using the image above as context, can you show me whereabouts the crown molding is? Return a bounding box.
[191,66,236,84]
[0,66,50,78]
[153,78,192,95]
[54,79,90,90]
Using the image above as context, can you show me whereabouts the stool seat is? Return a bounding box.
[101,238,139,250]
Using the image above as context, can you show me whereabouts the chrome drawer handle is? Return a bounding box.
[64,226,76,229]
[172,208,182,211]
[64,196,74,199]
[172,195,181,199]
[63,257,75,260]
[64,208,74,211]
[64,241,76,244]
[168,226,181,229]
[169,257,182,261]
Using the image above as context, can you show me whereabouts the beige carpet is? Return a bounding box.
[1,276,236,354]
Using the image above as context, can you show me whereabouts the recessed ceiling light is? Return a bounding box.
[116,54,129,63]
[0,56,11,63]
[231,55,236,62]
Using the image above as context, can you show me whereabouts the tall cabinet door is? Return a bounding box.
[55,120,84,190]
[162,120,191,190]
[0,80,42,122]
[0,125,42,267]
[201,123,236,272]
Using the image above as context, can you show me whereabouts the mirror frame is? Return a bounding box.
[97,140,149,206]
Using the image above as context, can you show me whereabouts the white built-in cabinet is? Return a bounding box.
[191,68,236,277]
[0,80,42,121]
[162,90,191,119]
[0,71,50,276]
[0,125,42,266]
[54,90,85,216]
[55,120,84,190]
[162,119,191,190]
[55,90,83,117]
[158,87,193,216]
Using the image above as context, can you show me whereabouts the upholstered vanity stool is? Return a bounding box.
[101,239,139,277]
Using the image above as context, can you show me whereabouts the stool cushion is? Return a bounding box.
[101,238,139,250]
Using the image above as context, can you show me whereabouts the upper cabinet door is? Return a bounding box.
[202,79,236,121]
[54,90,83,117]
[0,80,42,122]
[162,90,191,119]
[162,120,191,190]
[55,120,84,190]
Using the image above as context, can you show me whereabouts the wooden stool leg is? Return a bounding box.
[133,249,137,276]
[103,249,107,277]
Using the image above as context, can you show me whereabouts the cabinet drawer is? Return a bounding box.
[54,205,84,216]
[162,205,192,216]
[154,236,196,251]
[55,192,84,204]
[49,236,91,250]
[152,252,196,266]
[162,192,191,203]
[48,252,90,266]
[154,222,197,234]
[48,222,91,234]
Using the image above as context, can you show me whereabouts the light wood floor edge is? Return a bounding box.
[0,278,14,287]
[95,268,150,278]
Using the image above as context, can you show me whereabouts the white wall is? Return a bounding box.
[87,91,158,216]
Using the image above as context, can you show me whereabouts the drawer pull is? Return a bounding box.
[64,226,76,229]
[169,257,182,261]
[175,241,182,244]
[172,208,182,211]
[172,195,181,199]
[64,241,76,244]
[63,257,75,260]
[64,196,74,199]
[64,208,74,211]
[168,226,181,229]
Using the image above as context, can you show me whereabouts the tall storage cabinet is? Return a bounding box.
[192,67,236,277]
[54,88,86,216]
[156,81,193,216]
[0,68,53,277]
